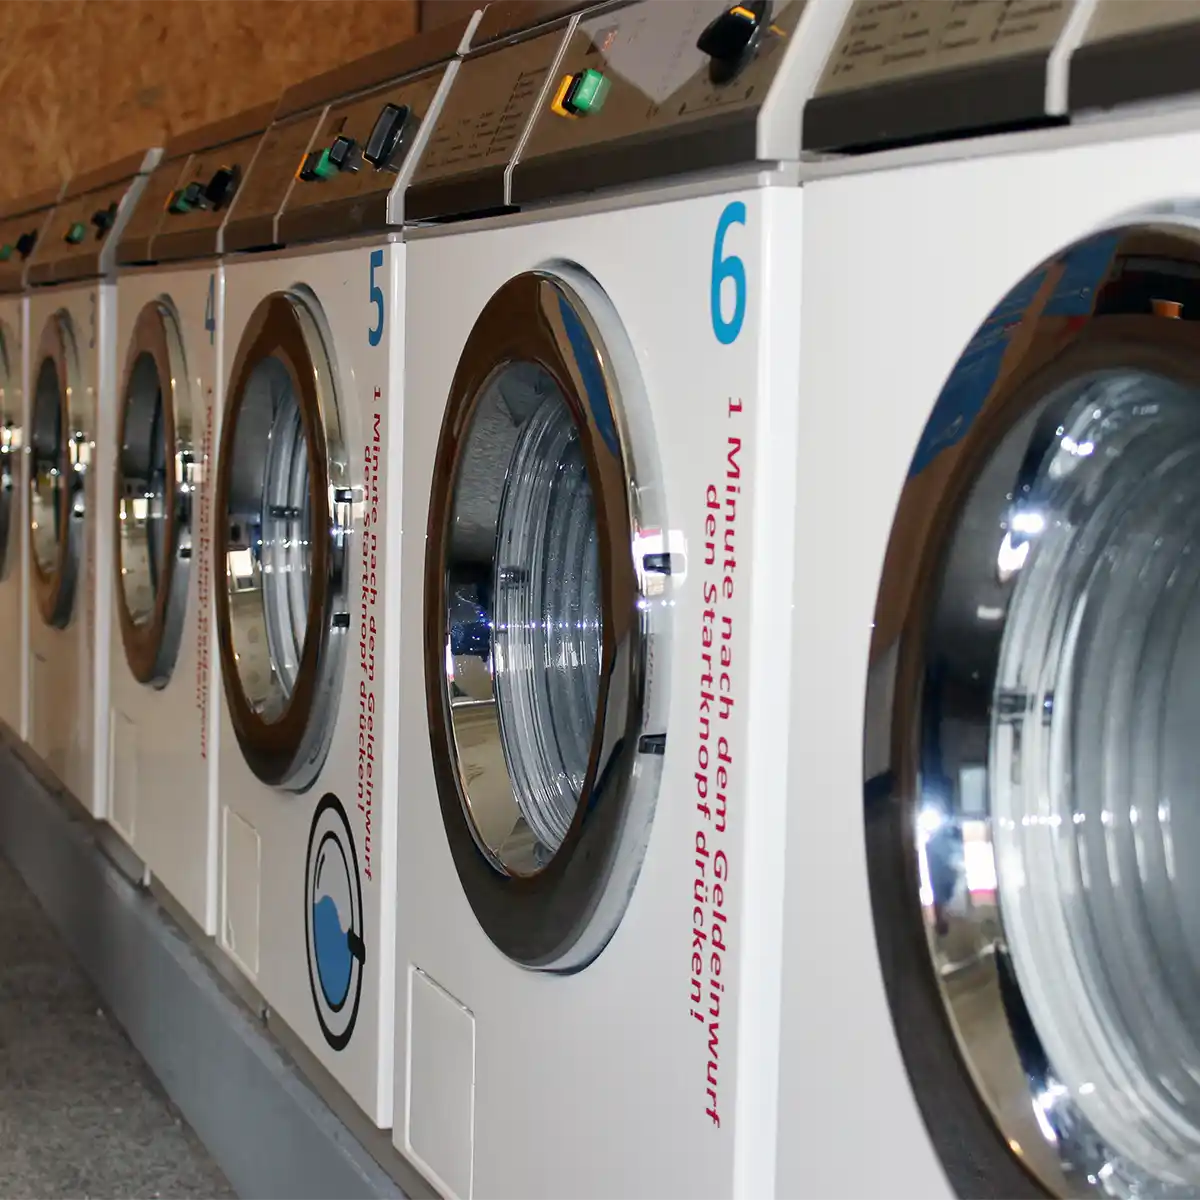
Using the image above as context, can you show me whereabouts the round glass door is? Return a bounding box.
[29,313,83,629]
[115,299,193,687]
[0,321,19,580]
[426,269,670,972]
[869,221,1200,1198]
[214,290,349,792]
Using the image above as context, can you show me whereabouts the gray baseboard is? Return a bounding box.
[0,740,405,1200]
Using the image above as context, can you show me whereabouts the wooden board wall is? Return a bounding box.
[0,0,419,204]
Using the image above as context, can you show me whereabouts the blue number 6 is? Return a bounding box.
[368,249,385,347]
[710,201,747,346]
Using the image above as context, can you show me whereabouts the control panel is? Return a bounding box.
[804,0,1074,151]
[154,133,265,261]
[278,63,451,242]
[0,190,59,294]
[406,20,574,220]
[222,113,325,253]
[29,151,160,285]
[116,157,189,265]
[512,0,809,203]
[1070,0,1200,112]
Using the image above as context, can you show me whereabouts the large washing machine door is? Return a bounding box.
[115,300,194,687]
[214,290,349,792]
[0,320,19,581]
[29,313,84,629]
[868,219,1200,1199]
[426,268,670,973]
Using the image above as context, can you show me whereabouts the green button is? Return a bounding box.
[168,191,191,214]
[311,147,337,180]
[571,68,610,115]
[0,245,11,262]
[65,222,86,244]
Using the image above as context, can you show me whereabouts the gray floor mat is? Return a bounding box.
[0,854,234,1199]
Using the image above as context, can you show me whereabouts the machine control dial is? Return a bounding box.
[91,201,119,236]
[550,68,611,119]
[698,2,768,84]
[362,103,414,170]
[16,230,37,258]
[203,165,240,210]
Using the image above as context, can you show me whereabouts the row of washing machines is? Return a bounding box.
[1,0,1200,1196]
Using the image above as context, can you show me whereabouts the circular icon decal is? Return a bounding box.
[304,793,366,1051]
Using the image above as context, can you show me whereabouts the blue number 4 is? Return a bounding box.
[204,273,216,345]
[368,249,385,347]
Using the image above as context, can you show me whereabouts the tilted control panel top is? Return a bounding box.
[405,18,577,220]
[0,188,60,294]
[804,0,1075,151]
[1070,0,1200,112]
[221,112,325,253]
[512,0,810,204]
[278,63,453,243]
[29,151,160,285]
[226,15,477,252]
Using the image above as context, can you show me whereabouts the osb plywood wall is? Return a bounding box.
[0,0,420,204]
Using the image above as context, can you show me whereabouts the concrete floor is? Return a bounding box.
[0,854,233,1199]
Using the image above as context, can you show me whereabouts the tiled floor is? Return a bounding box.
[0,855,233,1199]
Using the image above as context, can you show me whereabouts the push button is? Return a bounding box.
[363,103,414,169]
[328,134,361,173]
[64,221,86,244]
[298,147,337,182]
[0,245,11,262]
[698,2,768,83]
[15,231,36,258]
[550,68,610,118]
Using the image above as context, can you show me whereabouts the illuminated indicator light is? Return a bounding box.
[0,245,11,262]
[65,222,86,244]
[569,68,610,115]
[550,74,578,119]
[1152,298,1183,319]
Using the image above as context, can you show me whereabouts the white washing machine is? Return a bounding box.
[210,18,474,1128]
[108,106,274,934]
[25,152,159,815]
[777,3,1200,1197]
[0,187,59,743]
[389,1,844,1195]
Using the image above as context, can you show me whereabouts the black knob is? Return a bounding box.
[203,166,240,210]
[91,201,119,235]
[697,2,768,84]
[363,103,415,170]
[328,134,361,174]
[15,230,36,259]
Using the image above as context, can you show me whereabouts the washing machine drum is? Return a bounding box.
[427,269,669,974]
[115,300,194,688]
[28,313,85,630]
[0,320,19,581]
[215,290,350,793]
[869,222,1200,1198]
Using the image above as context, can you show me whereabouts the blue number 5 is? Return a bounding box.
[368,249,385,346]
[711,201,747,345]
